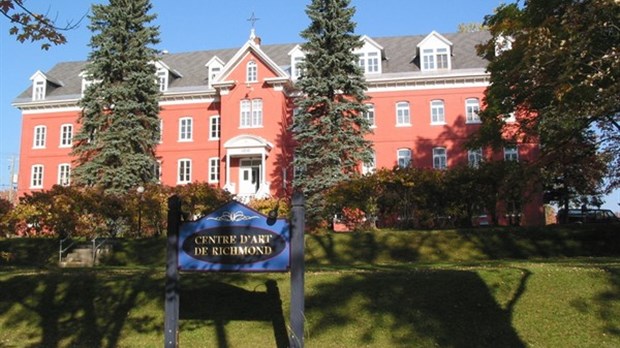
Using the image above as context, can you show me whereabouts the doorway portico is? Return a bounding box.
[223,135,273,201]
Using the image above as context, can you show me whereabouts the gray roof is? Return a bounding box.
[14,31,490,102]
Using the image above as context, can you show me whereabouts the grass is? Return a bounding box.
[1,224,619,347]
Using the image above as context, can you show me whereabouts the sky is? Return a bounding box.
[0,0,618,210]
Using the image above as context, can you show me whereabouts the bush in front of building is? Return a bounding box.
[325,161,533,230]
[2,182,231,239]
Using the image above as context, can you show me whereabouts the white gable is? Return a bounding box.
[417,31,453,72]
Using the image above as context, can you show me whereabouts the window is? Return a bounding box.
[466,98,481,123]
[433,147,447,169]
[33,80,45,101]
[33,126,46,149]
[240,99,263,128]
[60,124,73,148]
[468,148,483,168]
[430,100,445,124]
[364,104,375,127]
[178,159,191,184]
[397,148,412,168]
[293,56,304,78]
[209,157,220,183]
[30,165,43,188]
[357,51,380,73]
[396,102,411,126]
[210,115,221,140]
[362,151,376,174]
[246,60,257,82]
[179,117,193,141]
[422,47,449,71]
[157,67,168,92]
[58,164,70,186]
[504,146,519,161]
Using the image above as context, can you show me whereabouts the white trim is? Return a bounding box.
[178,117,193,142]
[177,158,192,184]
[59,123,73,148]
[57,163,71,186]
[30,164,44,189]
[33,125,47,149]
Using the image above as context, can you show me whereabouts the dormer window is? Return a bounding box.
[417,31,453,72]
[288,45,306,80]
[153,61,182,93]
[357,51,380,73]
[156,67,168,92]
[205,56,225,88]
[33,80,45,101]
[354,36,383,74]
[246,60,258,83]
[422,47,449,70]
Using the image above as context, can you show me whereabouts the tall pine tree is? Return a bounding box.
[293,0,373,223]
[72,0,160,194]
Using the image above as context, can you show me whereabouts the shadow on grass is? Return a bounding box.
[0,270,161,348]
[305,269,528,347]
[178,274,289,348]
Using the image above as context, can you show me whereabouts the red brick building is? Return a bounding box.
[12,30,543,225]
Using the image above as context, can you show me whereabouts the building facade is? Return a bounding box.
[12,30,543,225]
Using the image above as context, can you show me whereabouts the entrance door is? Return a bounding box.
[239,159,261,195]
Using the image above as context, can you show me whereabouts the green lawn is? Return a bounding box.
[1,225,619,347]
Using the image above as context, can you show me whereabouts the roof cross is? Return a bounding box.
[247,12,260,29]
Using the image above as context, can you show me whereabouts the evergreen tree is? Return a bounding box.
[293,0,373,223]
[72,0,161,194]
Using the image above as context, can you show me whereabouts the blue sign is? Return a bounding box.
[178,201,290,272]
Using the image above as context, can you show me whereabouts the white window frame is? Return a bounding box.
[59,124,73,148]
[468,148,483,168]
[396,102,411,126]
[430,100,445,125]
[397,148,412,168]
[466,98,481,124]
[209,115,221,140]
[157,67,168,92]
[30,164,44,188]
[33,125,46,149]
[57,163,71,186]
[208,157,220,183]
[246,60,257,83]
[362,151,376,175]
[504,146,519,161]
[357,51,380,74]
[364,104,376,127]
[177,159,192,184]
[240,99,263,128]
[433,147,447,170]
[178,117,193,142]
[293,56,304,78]
[421,47,450,71]
[33,80,45,101]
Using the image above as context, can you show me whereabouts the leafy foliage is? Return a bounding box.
[0,0,82,49]
[472,0,620,193]
[293,0,373,226]
[326,162,534,229]
[2,183,231,238]
[71,0,161,195]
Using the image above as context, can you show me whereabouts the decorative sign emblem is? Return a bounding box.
[178,201,290,272]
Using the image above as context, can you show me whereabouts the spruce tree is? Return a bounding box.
[293,0,373,223]
[72,0,160,194]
